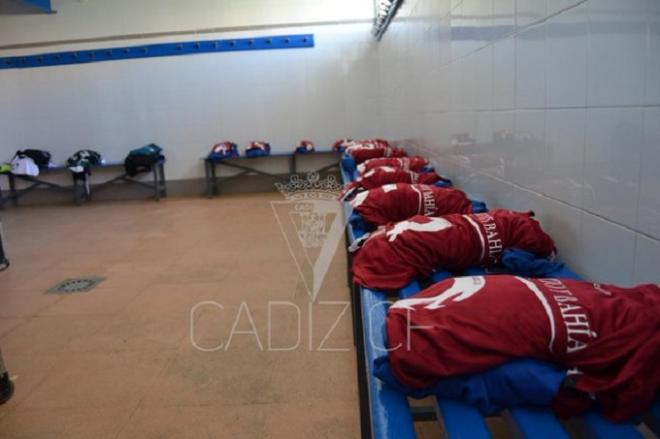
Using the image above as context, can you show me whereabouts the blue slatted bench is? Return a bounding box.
[339,157,659,439]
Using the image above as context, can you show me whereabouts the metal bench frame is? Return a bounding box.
[203,150,340,197]
[0,159,166,207]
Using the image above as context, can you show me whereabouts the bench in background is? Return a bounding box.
[0,159,166,207]
[203,150,340,197]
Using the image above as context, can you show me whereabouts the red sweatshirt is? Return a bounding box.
[345,145,407,164]
[340,167,445,200]
[351,210,556,290]
[386,275,660,421]
[357,156,430,175]
[350,183,473,226]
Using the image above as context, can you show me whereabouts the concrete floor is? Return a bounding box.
[0,194,359,438]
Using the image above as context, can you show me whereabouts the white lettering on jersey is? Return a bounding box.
[409,184,424,215]
[463,215,486,261]
[515,276,557,352]
[474,213,503,262]
[593,283,613,296]
[421,187,437,216]
[386,217,453,242]
[537,278,597,354]
[382,184,398,193]
[351,190,369,208]
[391,276,486,310]
[364,166,397,179]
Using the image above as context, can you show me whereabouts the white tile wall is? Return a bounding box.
[633,234,660,284]
[516,0,547,29]
[545,3,588,108]
[0,24,377,181]
[493,0,516,39]
[647,0,660,105]
[547,0,585,17]
[543,108,585,206]
[0,0,374,47]
[515,25,546,108]
[587,0,647,106]
[574,212,636,284]
[492,38,516,109]
[638,108,660,239]
[583,108,643,228]
[375,0,660,285]
[511,110,545,190]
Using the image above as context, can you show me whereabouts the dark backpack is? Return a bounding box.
[16,149,52,168]
[124,144,164,176]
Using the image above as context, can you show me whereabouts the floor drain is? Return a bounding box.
[47,277,105,294]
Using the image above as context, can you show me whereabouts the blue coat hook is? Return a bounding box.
[0,34,314,70]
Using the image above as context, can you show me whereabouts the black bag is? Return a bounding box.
[67,150,103,178]
[124,144,164,177]
[18,149,52,168]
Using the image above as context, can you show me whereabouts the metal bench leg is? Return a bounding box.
[211,162,219,195]
[85,174,92,202]
[159,163,167,198]
[8,174,17,207]
[73,176,81,206]
[0,182,6,209]
[152,166,160,201]
[205,160,213,198]
[72,173,89,206]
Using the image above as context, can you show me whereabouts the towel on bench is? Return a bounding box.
[385,274,660,421]
[374,355,567,415]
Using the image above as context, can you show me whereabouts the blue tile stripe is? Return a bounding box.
[0,34,314,70]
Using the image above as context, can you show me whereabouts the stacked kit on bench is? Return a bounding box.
[0,145,167,207]
[203,139,340,197]
[337,138,660,439]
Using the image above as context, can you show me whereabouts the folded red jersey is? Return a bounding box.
[345,140,406,164]
[386,275,660,421]
[357,156,430,175]
[350,183,473,226]
[340,167,445,201]
[351,209,556,290]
